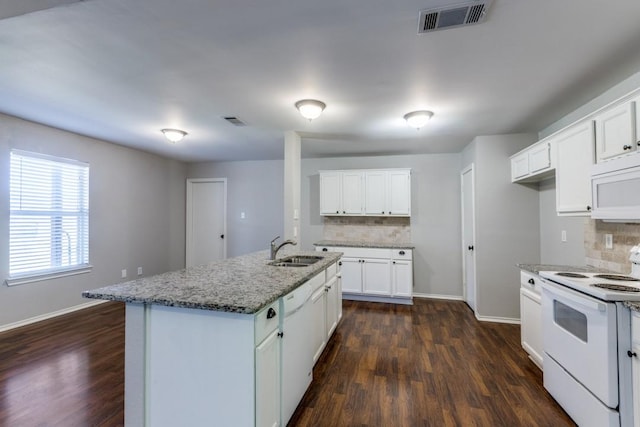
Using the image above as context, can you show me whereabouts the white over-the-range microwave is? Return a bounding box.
[591,152,640,222]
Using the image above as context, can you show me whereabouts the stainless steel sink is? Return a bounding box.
[268,255,323,267]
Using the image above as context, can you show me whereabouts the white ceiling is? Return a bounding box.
[1,0,640,162]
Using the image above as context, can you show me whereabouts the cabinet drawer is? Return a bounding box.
[255,300,280,345]
[520,271,542,295]
[391,249,412,260]
[335,247,392,259]
[325,262,338,280]
[307,271,326,293]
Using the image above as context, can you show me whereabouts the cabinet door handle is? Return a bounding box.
[381,211,385,214]
[392,261,396,264]
[220,234,224,239]
[277,332,284,338]
[628,350,637,358]
[336,210,339,214]
[528,278,535,285]
[586,205,592,211]
[338,261,342,266]
[623,144,633,150]
[468,245,474,251]
[343,211,346,214]
[322,248,328,252]
[399,250,405,255]
[267,307,277,319]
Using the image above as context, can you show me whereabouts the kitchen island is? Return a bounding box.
[83,249,342,427]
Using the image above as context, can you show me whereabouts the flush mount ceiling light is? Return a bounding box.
[403,110,434,129]
[161,128,188,143]
[295,99,326,121]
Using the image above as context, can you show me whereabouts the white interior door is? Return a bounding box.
[186,178,227,267]
[461,166,476,311]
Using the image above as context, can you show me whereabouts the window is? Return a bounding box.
[8,150,90,284]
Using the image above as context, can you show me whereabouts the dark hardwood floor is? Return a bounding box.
[289,299,575,427]
[0,302,125,427]
[0,299,574,427]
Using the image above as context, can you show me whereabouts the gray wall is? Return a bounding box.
[462,134,540,320]
[538,179,586,265]
[187,160,284,257]
[0,113,187,327]
[301,153,463,298]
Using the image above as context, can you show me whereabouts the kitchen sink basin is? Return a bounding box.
[268,255,323,267]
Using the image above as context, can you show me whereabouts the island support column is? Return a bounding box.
[124,303,147,427]
[284,131,301,243]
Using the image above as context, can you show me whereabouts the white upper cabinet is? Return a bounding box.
[320,168,411,217]
[510,141,554,183]
[595,100,637,162]
[341,171,364,214]
[319,172,342,215]
[554,120,595,216]
[364,171,387,215]
[387,170,411,216]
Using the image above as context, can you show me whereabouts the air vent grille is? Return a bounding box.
[418,0,492,34]
[223,116,247,127]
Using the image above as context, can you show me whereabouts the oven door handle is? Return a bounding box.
[541,280,607,312]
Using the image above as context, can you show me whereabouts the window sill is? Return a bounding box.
[5,265,93,287]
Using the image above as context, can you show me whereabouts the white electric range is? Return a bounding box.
[536,246,640,427]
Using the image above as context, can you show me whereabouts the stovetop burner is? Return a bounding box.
[591,283,640,292]
[593,274,638,281]
[555,272,589,278]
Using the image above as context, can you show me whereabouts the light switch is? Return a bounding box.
[121,269,127,278]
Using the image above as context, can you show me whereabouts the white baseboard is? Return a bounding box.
[412,294,521,324]
[342,294,413,305]
[0,299,108,333]
[475,313,521,325]
[412,292,463,301]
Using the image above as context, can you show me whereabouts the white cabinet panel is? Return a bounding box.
[529,143,551,173]
[362,258,392,295]
[341,171,364,214]
[392,260,413,297]
[364,171,387,215]
[256,329,281,427]
[325,276,339,339]
[555,121,595,216]
[340,257,363,294]
[387,170,411,215]
[595,101,636,162]
[511,153,529,181]
[310,286,327,364]
[320,172,341,215]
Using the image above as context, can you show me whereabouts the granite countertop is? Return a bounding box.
[82,249,342,315]
[314,240,415,249]
[516,263,608,275]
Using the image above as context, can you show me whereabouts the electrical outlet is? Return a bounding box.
[240,212,246,219]
[137,267,143,276]
[561,230,567,242]
[605,234,613,249]
[121,269,127,279]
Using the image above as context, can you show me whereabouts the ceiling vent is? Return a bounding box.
[418,0,492,34]
[223,116,247,127]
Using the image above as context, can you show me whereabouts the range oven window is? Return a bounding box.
[553,300,588,342]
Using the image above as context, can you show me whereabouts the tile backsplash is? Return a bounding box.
[323,216,411,243]
[585,219,640,273]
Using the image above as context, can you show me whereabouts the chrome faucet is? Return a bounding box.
[270,235,297,260]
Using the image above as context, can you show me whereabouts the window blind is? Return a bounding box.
[9,150,89,279]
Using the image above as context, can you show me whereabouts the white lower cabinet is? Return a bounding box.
[519,271,543,369]
[316,246,413,303]
[325,276,339,338]
[362,258,392,295]
[256,328,281,427]
[310,279,327,364]
[632,312,640,427]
